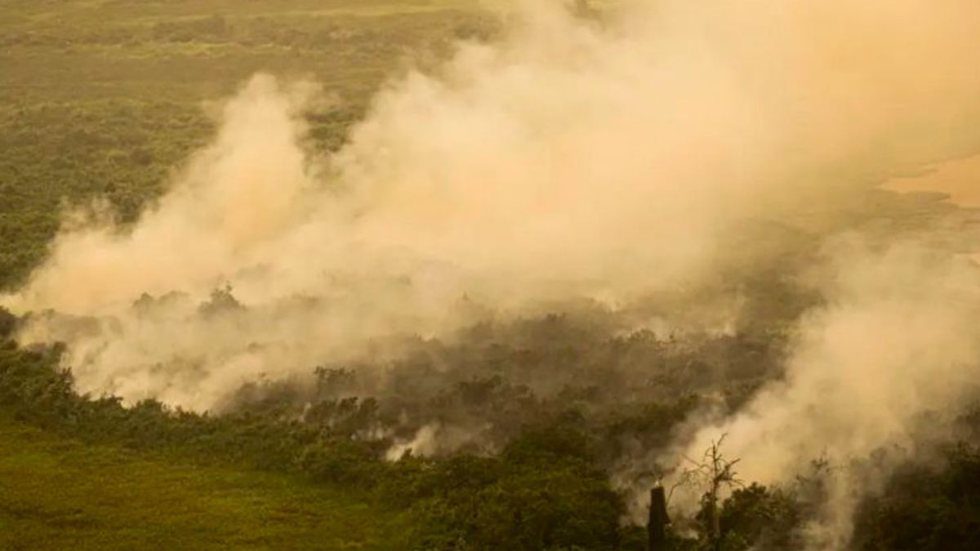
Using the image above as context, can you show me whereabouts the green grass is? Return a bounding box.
[0,415,404,550]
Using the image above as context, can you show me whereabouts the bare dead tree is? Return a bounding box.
[670,434,743,551]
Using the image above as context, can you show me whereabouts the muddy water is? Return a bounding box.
[886,154,980,208]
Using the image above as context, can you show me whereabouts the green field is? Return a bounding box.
[0,414,405,550]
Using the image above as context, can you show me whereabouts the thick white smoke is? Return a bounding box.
[662,241,980,548]
[3,2,980,544]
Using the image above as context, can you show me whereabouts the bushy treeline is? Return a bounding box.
[2,306,979,550]
[853,441,980,550]
[0,333,622,549]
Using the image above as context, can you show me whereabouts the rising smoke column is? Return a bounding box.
[661,241,980,548]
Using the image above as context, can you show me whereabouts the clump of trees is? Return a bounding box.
[2,304,979,550]
[0,318,624,549]
[853,442,980,550]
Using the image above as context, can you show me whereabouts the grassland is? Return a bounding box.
[0,414,407,550]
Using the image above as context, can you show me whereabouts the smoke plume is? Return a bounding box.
[663,241,980,548]
[4,1,980,545]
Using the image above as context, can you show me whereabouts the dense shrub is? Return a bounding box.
[0,336,634,550]
[853,443,980,551]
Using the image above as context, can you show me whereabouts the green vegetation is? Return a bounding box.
[0,415,403,551]
[2,311,979,550]
[854,442,980,551]
[0,335,629,550]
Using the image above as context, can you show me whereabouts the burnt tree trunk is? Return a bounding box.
[648,486,670,551]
